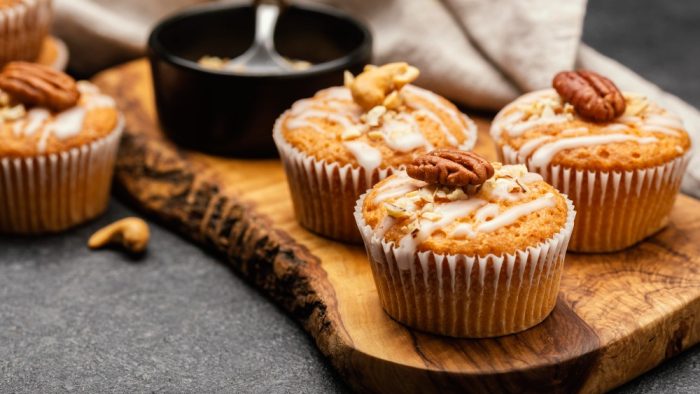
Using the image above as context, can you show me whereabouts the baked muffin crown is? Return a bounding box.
[360,161,569,257]
[279,64,477,173]
[0,63,119,157]
[491,89,691,172]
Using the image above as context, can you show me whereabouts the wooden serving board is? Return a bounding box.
[93,59,700,394]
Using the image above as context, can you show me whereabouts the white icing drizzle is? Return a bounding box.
[343,140,382,173]
[374,176,424,203]
[403,85,464,129]
[517,136,552,161]
[645,114,684,129]
[412,109,458,145]
[477,193,556,233]
[452,223,476,238]
[505,115,569,137]
[529,134,658,168]
[319,86,352,101]
[475,203,499,222]
[640,125,681,136]
[602,124,629,132]
[286,109,357,131]
[50,106,86,140]
[380,114,432,152]
[13,108,50,136]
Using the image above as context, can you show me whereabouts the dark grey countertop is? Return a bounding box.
[1,0,699,392]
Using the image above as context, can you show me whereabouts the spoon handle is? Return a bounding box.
[253,1,282,51]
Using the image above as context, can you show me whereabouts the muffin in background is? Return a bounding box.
[0,0,52,66]
[491,70,691,252]
[355,150,575,337]
[274,63,478,242]
[0,62,123,234]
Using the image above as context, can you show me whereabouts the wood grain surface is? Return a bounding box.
[92,59,700,394]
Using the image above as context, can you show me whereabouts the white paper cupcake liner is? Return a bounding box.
[0,116,124,234]
[354,192,576,338]
[273,113,395,243]
[500,145,692,252]
[0,0,52,65]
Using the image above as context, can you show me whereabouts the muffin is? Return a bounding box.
[274,63,478,242]
[0,0,52,66]
[0,62,123,234]
[354,150,575,337]
[491,70,691,252]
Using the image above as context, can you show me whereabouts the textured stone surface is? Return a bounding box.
[0,0,699,392]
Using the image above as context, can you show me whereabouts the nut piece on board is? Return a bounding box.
[0,61,80,111]
[406,150,494,187]
[345,62,419,111]
[88,217,150,254]
[552,70,626,122]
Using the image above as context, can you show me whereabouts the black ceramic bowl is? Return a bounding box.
[148,3,372,157]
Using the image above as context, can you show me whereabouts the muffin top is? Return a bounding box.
[360,151,570,257]
[277,63,477,173]
[491,72,691,172]
[0,62,119,157]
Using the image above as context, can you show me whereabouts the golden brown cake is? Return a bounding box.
[0,62,123,234]
[355,150,575,337]
[491,70,691,252]
[0,0,52,66]
[274,63,478,242]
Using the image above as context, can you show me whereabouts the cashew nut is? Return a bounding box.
[344,62,420,111]
[88,217,150,254]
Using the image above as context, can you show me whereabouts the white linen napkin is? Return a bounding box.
[54,0,700,197]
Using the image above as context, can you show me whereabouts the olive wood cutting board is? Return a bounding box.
[92,59,700,394]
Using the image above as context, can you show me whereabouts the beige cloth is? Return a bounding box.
[54,0,700,196]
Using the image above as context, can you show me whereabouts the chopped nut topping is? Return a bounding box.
[365,105,387,127]
[446,188,467,201]
[345,62,419,111]
[1,104,25,121]
[624,94,649,117]
[341,127,362,140]
[367,131,384,140]
[384,202,412,219]
[421,212,441,221]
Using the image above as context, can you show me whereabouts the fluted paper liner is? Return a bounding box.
[0,116,124,233]
[0,0,52,65]
[499,145,691,252]
[274,114,394,243]
[354,193,576,338]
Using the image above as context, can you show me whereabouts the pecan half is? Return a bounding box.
[0,62,79,111]
[406,150,494,187]
[552,70,625,122]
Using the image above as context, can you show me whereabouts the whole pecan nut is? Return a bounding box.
[552,70,625,122]
[0,62,79,111]
[406,150,494,187]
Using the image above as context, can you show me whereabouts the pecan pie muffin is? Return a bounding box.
[0,0,52,66]
[274,62,478,242]
[491,70,691,252]
[0,62,123,234]
[354,150,575,337]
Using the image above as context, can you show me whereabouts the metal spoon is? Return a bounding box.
[224,0,291,74]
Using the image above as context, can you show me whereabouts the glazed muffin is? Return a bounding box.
[274,63,478,242]
[0,0,52,66]
[491,70,691,252]
[354,150,575,337]
[0,62,123,234]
